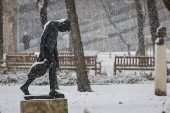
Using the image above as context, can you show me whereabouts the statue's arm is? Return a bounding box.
[40,28,48,52]
[37,28,49,62]
[54,43,59,70]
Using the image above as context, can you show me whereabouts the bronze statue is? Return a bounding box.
[20,19,71,98]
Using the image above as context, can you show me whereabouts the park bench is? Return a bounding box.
[58,53,101,75]
[6,54,37,72]
[5,52,101,75]
[114,56,155,75]
[14,52,35,55]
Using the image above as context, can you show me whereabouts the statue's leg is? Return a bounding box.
[49,65,56,92]
[20,78,35,95]
[48,62,64,98]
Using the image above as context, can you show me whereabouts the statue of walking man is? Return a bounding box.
[20,19,71,98]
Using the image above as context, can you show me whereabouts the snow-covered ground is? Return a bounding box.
[0,84,170,113]
[1,51,170,113]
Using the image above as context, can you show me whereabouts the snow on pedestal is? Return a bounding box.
[20,99,68,113]
[155,41,167,96]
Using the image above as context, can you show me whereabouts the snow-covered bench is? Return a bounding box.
[6,53,101,75]
[58,54,101,75]
[14,52,35,55]
[114,56,155,75]
[6,54,37,72]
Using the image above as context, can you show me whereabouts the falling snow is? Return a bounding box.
[1,0,170,113]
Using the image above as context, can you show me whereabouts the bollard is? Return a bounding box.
[155,26,167,96]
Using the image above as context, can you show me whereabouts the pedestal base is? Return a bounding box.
[23,94,64,100]
[20,99,68,113]
[155,89,167,96]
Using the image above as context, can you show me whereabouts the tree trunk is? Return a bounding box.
[134,0,145,56]
[37,0,49,28]
[162,0,170,12]
[68,34,73,52]
[147,0,160,54]
[55,74,59,90]
[65,0,92,92]
[3,0,16,54]
[0,0,3,64]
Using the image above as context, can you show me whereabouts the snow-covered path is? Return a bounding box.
[0,84,170,113]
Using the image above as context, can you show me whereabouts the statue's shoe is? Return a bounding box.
[20,86,31,95]
[49,91,65,98]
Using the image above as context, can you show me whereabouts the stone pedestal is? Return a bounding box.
[155,44,167,96]
[20,99,68,113]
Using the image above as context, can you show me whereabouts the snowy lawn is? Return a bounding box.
[0,84,170,113]
[1,51,170,113]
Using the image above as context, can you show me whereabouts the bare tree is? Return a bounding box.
[134,0,145,56]
[0,0,3,64]
[147,0,160,54]
[65,0,92,92]
[162,0,170,12]
[37,0,49,28]
[100,0,131,56]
